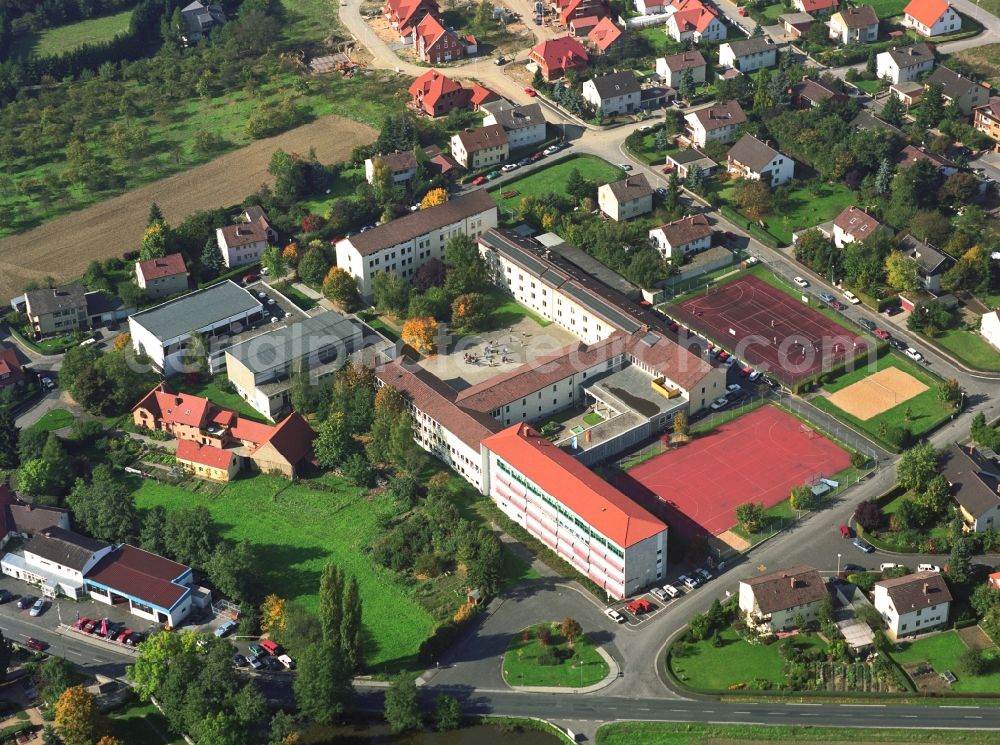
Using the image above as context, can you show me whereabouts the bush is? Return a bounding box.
[959,647,988,676]
[850,451,869,469]
[536,649,560,666]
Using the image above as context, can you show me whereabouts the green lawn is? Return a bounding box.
[929,329,1000,372]
[890,631,1000,693]
[503,626,608,687]
[10,8,134,59]
[108,701,185,745]
[853,79,882,94]
[30,409,74,432]
[489,291,552,329]
[627,130,678,166]
[299,167,365,215]
[813,351,953,447]
[583,412,603,426]
[867,0,908,15]
[273,282,318,311]
[761,3,786,19]
[170,377,270,422]
[133,474,437,671]
[718,180,856,246]
[489,155,624,216]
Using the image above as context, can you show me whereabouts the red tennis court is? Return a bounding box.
[621,406,851,537]
[668,275,870,385]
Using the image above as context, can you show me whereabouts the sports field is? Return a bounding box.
[617,406,851,537]
[826,366,928,420]
[668,275,871,385]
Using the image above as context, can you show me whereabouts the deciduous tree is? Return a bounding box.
[293,642,353,725]
[260,594,287,635]
[384,676,422,733]
[450,292,491,332]
[734,180,772,221]
[896,442,938,492]
[322,267,361,311]
[938,378,962,408]
[443,235,488,296]
[373,272,411,317]
[0,409,19,469]
[319,562,344,649]
[884,251,920,291]
[261,247,287,279]
[402,317,439,354]
[421,187,448,208]
[54,686,99,745]
[299,246,331,287]
[735,501,764,534]
[341,576,363,671]
[435,694,461,731]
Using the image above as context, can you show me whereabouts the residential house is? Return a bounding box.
[598,174,654,221]
[829,5,879,43]
[215,206,276,269]
[482,102,548,149]
[738,566,828,631]
[982,309,1000,350]
[974,97,1000,142]
[942,444,1000,533]
[385,0,439,41]
[22,284,89,339]
[832,206,887,248]
[726,134,795,187]
[988,571,1000,591]
[873,571,952,639]
[903,0,960,36]
[640,87,671,110]
[876,43,935,84]
[587,17,624,54]
[335,190,497,299]
[175,440,239,482]
[790,77,849,108]
[648,214,712,259]
[657,50,707,87]
[469,84,501,111]
[794,0,838,14]
[424,145,461,178]
[1,527,109,600]
[684,100,746,147]
[899,234,953,291]
[636,0,668,13]
[135,253,189,300]
[779,11,814,37]
[925,65,991,115]
[896,144,959,176]
[582,71,641,116]
[0,484,69,550]
[450,125,509,170]
[180,0,225,43]
[409,69,468,116]
[718,37,779,72]
[665,148,717,178]
[557,0,610,27]
[666,0,726,42]
[0,346,24,391]
[529,36,590,81]
[569,15,601,35]
[890,80,925,107]
[851,109,905,134]
[365,150,418,185]
[413,14,466,63]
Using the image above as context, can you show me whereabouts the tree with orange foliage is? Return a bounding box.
[322,267,361,311]
[402,316,438,354]
[112,333,131,352]
[282,243,299,265]
[420,188,448,209]
[260,594,287,634]
[55,686,99,745]
[96,737,124,745]
[450,293,490,333]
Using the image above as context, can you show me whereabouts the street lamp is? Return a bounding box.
[837,553,842,575]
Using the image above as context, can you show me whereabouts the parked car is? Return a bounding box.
[248,643,267,658]
[543,145,560,156]
[530,152,544,161]
[40,376,55,390]
[125,632,144,646]
[662,584,680,598]
[819,292,835,303]
[726,383,742,393]
[879,563,899,571]
[843,563,866,573]
[604,608,625,623]
[115,629,132,643]
[890,338,907,351]
[260,639,281,656]
[709,397,728,411]
[485,170,501,181]
[843,290,861,304]
[0,590,11,604]
[748,370,762,382]
[618,163,633,171]
[679,574,699,590]
[853,537,875,553]
[470,176,487,186]
[494,56,506,65]
[793,276,809,287]
[917,563,941,572]
[277,654,295,669]
[249,656,264,670]
[501,163,519,173]
[904,347,923,362]
[16,596,34,610]
[830,300,844,311]
[839,524,853,539]
[873,328,890,340]
[883,306,902,316]
[214,620,237,638]
[234,654,248,668]
[859,318,876,331]
[24,638,47,652]
[695,567,712,582]
[524,87,537,97]
[625,598,653,615]
[650,587,669,601]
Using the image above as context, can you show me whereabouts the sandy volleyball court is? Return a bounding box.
[825,367,928,420]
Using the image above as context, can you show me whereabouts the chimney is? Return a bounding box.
[802,75,809,81]
[789,577,797,588]
[923,582,930,594]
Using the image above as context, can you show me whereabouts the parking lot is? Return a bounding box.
[606,569,717,627]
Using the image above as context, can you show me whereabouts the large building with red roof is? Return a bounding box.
[413,13,466,63]
[529,36,589,81]
[409,69,470,117]
[903,0,960,36]
[385,0,439,40]
[484,424,667,598]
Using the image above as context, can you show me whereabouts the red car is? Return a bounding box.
[524,87,537,97]
[839,524,852,539]
[25,638,47,651]
[873,328,890,340]
[115,629,132,643]
[831,300,844,311]
[471,176,487,186]
[740,365,752,377]
[530,151,544,161]
[738,7,748,15]
[669,321,679,332]
[72,617,90,631]
[662,165,675,174]
[625,598,653,615]
[242,273,259,285]
[718,350,730,361]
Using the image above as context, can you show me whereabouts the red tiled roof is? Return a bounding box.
[408,69,466,111]
[176,439,235,470]
[132,383,213,429]
[588,17,622,51]
[0,346,24,387]
[570,14,601,31]
[414,13,455,51]
[136,253,187,282]
[470,84,500,107]
[800,0,838,11]
[230,416,276,446]
[85,544,190,611]
[669,2,719,32]
[259,411,316,464]
[833,206,883,238]
[483,424,667,548]
[904,0,950,26]
[531,36,589,74]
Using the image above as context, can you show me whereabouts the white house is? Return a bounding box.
[876,43,935,84]
[666,0,727,42]
[1,527,111,599]
[335,190,498,299]
[828,5,879,43]
[718,37,779,72]
[873,571,952,639]
[365,150,419,185]
[925,66,991,116]
[684,100,746,147]
[215,206,276,269]
[832,206,887,248]
[636,0,668,13]
[648,214,712,259]
[135,253,190,300]
[982,309,1000,350]
[738,566,828,632]
[582,71,641,116]
[598,174,654,221]
[450,125,509,170]
[656,50,707,87]
[903,0,961,36]
[482,102,548,149]
[726,134,794,187]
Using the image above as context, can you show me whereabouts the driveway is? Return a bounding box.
[969,149,1000,181]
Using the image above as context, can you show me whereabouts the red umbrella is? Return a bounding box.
[100,618,107,637]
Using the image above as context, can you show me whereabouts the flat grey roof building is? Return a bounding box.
[225,311,362,376]
[129,280,263,342]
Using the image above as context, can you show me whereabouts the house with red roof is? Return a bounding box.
[413,13,466,63]
[559,0,610,27]
[903,0,960,35]
[793,0,839,15]
[587,16,623,54]
[409,69,469,116]
[135,253,190,300]
[636,0,669,14]
[0,346,24,391]
[469,84,501,110]
[176,440,239,481]
[483,423,668,599]
[529,36,589,81]
[385,0,439,40]
[665,0,727,42]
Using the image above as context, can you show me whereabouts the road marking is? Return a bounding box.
[900,714,917,718]
[800,714,818,717]
[701,710,715,714]
[637,708,651,712]
[943,706,980,709]
[67,650,83,657]
[733,711,751,715]
[965,716,984,719]
[840,704,885,707]
[788,703,820,706]
[669,709,686,713]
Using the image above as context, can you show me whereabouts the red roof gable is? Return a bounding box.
[85,544,190,611]
[469,83,500,107]
[132,383,214,429]
[531,36,589,74]
[483,423,667,548]
[0,346,24,387]
[670,4,718,32]
[800,0,838,11]
[176,439,235,470]
[230,417,275,446]
[136,253,187,282]
[588,16,622,51]
[414,13,452,49]
[408,69,465,111]
[904,0,950,25]
[260,411,317,464]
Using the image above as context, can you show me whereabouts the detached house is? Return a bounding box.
[874,571,952,639]
[903,0,960,36]
[793,0,838,15]
[482,102,548,149]
[899,234,953,291]
[665,148,717,178]
[666,0,726,42]
[636,0,668,13]
[896,144,959,176]
[718,37,779,72]
[598,174,654,221]
[657,50,707,87]
[876,43,935,84]
[974,97,1000,142]
[828,5,879,43]
[832,206,887,248]
[409,69,468,117]
[413,14,467,63]
[925,66,990,115]
[385,0,439,41]
[941,444,1000,533]
[582,71,641,115]
[587,17,624,55]
[790,77,849,108]
[726,134,794,187]
[529,36,589,81]
[738,566,828,631]
[648,214,712,259]
[365,150,418,185]
[215,206,276,269]
[684,100,746,147]
[0,346,24,391]
[450,125,509,170]
[135,253,189,300]
[22,284,88,339]
[176,440,239,482]
[780,11,814,37]
[180,1,224,43]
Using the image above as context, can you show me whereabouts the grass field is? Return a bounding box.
[867,0,909,15]
[718,180,856,246]
[853,79,883,94]
[627,130,678,165]
[10,9,134,59]
[170,377,269,422]
[595,721,1000,745]
[891,631,1000,693]
[489,155,625,216]
[761,3,786,19]
[813,352,951,447]
[108,701,184,745]
[30,409,74,432]
[503,626,608,687]
[490,291,552,329]
[929,329,1000,372]
[949,43,1000,88]
[273,282,318,311]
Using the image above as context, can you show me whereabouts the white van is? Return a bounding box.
[79,338,97,347]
